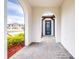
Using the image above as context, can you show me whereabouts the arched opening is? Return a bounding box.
[7,0,25,58]
[41,12,55,37]
[18,0,30,46]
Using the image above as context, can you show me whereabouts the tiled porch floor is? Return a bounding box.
[9,42,74,59]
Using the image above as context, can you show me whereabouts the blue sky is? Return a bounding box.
[7,0,24,24]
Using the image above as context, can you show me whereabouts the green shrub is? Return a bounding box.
[7,32,24,48]
[7,34,14,48]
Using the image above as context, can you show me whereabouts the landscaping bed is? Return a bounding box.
[7,33,25,58]
[8,44,24,58]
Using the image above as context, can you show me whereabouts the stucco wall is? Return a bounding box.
[32,7,61,42]
[19,0,32,45]
[61,0,75,57]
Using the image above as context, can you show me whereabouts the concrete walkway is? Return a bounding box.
[9,42,74,59]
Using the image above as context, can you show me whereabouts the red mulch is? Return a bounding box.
[8,44,24,58]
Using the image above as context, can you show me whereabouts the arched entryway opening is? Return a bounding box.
[19,0,31,46]
[7,0,25,58]
[41,12,55,37]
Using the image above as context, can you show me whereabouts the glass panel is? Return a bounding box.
[45,20,51,35]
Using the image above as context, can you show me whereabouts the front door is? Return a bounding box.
[45,20,51,35]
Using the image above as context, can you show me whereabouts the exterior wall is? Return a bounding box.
[61,0,75,57]
[19,0,32,45]
[32,7,61,42]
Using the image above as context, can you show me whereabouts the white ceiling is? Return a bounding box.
[29,0,64,7]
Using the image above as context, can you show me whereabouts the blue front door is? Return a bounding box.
[45,20,51,35]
